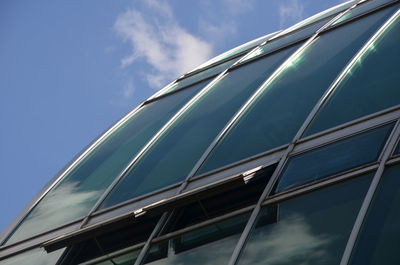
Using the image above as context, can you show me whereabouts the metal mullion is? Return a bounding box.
[290,6,400,144]
[320,0,400,34]
[262,163,378,207]
[181,7,348,199]
[0,101,147,246]
[131,70,234,265]
[177,34,321,198]
[78,241,144,265]
[226,9,354,264]
[339,119,400,265]
[80,71,229,229]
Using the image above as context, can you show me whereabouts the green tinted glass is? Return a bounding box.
[237,174,372,265]
[100,44,300,209]
[275,123,393,192]
[197,8,394,176]
[143,213,249,265]
[0,248,64,265]
[162,57,239,94]
[193,34,272,71]
[349,164,400,265]
[304,7,400,136]
[6,81,205,244]
[240,16,332,63]
[332,0,396,26]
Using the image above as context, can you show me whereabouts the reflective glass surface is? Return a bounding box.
[197,8,393,176]
[332,0,396,26]
[90,249,140,265]
[277,0,357,36]
[100,44,300,209]
[395,141,400,155]
[192,34,273,71]
[349,164,400,265]
[6,81,205,244]
[0,248,64,265]
[239,16,332,63]
[144,213,249,265]
[162,57,239,94]
[304,6,400,136]
[275,123,393,192]
[237,174,373,265]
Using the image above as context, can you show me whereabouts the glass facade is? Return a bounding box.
[1,1,400,265]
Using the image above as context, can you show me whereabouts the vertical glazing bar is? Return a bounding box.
[227,8,358,265]
[339,120,400,265]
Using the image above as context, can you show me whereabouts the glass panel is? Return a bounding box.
[84,249,140,265]
[277,0,357,36]
[237,173,373,265]
[394,141,400,155]
[0,248,64,265]
[239,16,332,64]
[197,7,395,176]
[304,6,400,137]
[143,213,250,265]
[332,0,396,26]
[275,123,393,193]
[192,33,275,72]
[162,57,239,94]
[100,44,300,209]
[6,81,206,245]
[349,164,400,265]
[162,165,275,234]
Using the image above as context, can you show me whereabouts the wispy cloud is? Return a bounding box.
[114,0,213,90]
[279,0,304,28]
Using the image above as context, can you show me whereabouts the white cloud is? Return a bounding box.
[240,214,337,264]
[222,0,254,15]
[279,0,305,28]
[122,79,135,99]
[114,0,213,90]
[9,182,101,243]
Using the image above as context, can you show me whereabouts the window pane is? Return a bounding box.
[197,7,394,176]
[0,248,64,265]
[162,57,239,94]
[143,213,250,265]
[332,0,396,26]
[87,249,141,265]
[6,81,205,244]
[304,5,400,137]
[275,123,393,193]
[240,16,332,63]
[237,173,373,265]
[278,0,357,35]
[394,142,400,155]
[193,33,273,72]
[349,164,400,265]
[100,44,300,209]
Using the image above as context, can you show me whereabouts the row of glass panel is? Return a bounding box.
[3,0,399,247]
[1,119,398,264]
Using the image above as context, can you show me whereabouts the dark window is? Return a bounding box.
[237,173,373,265]
[275,123,393,193]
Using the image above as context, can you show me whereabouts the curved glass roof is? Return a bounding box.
[2,2,400,263]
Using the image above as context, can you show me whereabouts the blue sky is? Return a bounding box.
[0,0,346,233]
